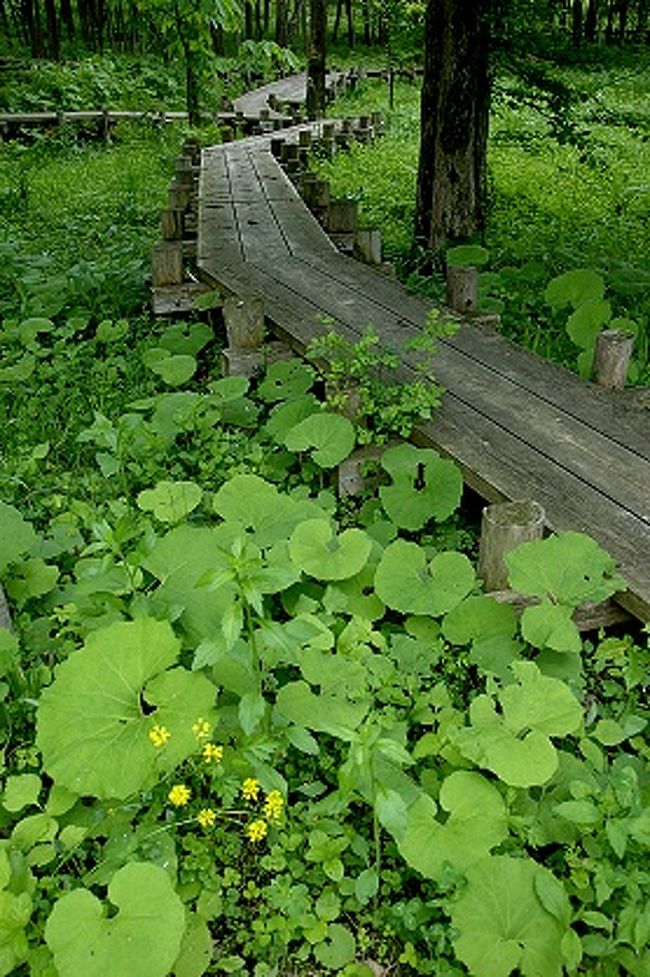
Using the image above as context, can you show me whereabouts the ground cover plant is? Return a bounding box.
[0,34,648,977]
[0,299,649,975]
[317,50,650,382]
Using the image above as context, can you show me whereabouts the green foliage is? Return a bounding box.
[45,862,185,977]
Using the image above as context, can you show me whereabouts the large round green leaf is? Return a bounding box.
[289,520,372,581]
[379,443,462,530]
[136,480,202,524]
[36,617,216,798]
[284,412,355,467]
[374,540,474,615]
[45,862,185,977]
[213,474,324,547]
[451,856,566,977]
[397,772,508,881]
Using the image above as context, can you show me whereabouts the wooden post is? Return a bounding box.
[353,228,382,265]
[446,265,478,313]
[270,136,285,158]
[223,295,265,350]
[151,242,184,286]
[299,129,312,148]
[168,181,191,211]
[160,209,184,241]
[594,329,634,390]
[327,199,358,233]
[100,105,110,141]
[478,500,546,592]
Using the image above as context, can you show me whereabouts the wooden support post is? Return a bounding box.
[327,199,358,234]
[371,111,383,134]
[100,105,110,141]
[168,180,191,211]
[478,500,546,592]
[221,348,264,378]
[160,209,184,241]
[446,265,478,313]
[299,129,312,148]
[260,107,270,121]
[270,136,285,158]
[594,329,634,390]
[353,228,382,265]
[151,241,184,286]
[223,294,265,350]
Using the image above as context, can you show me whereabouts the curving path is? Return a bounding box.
[195,101,650,621]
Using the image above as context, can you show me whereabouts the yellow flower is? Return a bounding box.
[197,808,217,829]
[191,717,211,740]
[168,784,191,807]
[149,724,171,748]
[202,742,224,763]
[246,819,268,843]
[263,789,284,822]
[242,778,261,801]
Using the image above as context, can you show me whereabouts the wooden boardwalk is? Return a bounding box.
[196,127,650,621]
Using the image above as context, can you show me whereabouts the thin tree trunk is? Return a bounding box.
[244,1,254,37]
[275,0,288,44]
[333,0,342,42]
[345,0,353,44]
[415,0,491,255]
[605,0,616,40]
[362,0,371,43]
[618,0,630,39]
[306,0,327,117]
[263,0,270,32]
[44,0,60,57]
[585,0,599,38]
[572,0,584,43]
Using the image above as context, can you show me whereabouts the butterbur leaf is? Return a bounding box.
[45,862,185,977]
[137,480,202,523]
[159,321,212,356]
[566,299,611,349]
[520,601,582,654]
[284,412,355,467]
[36,617,216,798]
[505,532,624,608]
[172,913,213,977]
[289,520,372,581]
[451,856,566,977]
[0,502,37,574]
[314,924,356,970]
[375,540,474,616]
[213,474,324,547]
[453,662,582,787]
[397,772,507,880]
[257,358,315,402]
[544,269,605,309]
[379,443,462,530]
[144,348,197,386]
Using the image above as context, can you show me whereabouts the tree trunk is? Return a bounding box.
[244,1,254,37]
[275,0,288,44]
[414,0,491,256]
[345,0,354,44]
[43,0,60,57]
[185,51,200,125]
[572,0,584,43]
[333,0,342,41]
[306,0,327,117]
[605,0,616,39]
[618,0,630,39]
[585,0,599,38]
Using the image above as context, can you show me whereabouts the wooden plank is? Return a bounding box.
[301,250,650,460]
[252,255,650,524]
[233,200,291,263]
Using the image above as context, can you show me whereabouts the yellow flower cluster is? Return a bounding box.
[197,808,217,829]
[246,819,268,842]
[191,717,211,740]
[168,784,191,807]
[202,742,224,763]
[149,724,171,748]
[263,789,284,822]
[242,778,261,801]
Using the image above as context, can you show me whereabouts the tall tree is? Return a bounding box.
[306,0,327,117]
[414,0,491,255]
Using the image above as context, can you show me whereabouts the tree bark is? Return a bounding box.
[306,0,327,117]
[414,0,491,256]
[585,0,599,38]
[572,0,584,44]
[275,0,288,44]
